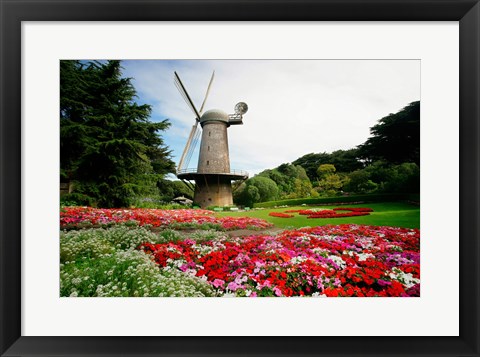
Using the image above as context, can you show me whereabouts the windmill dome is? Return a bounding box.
[199,109,229,124]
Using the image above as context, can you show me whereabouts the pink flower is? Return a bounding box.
[227,281,243,291]
[212,279,225,288]
[179,264,188,272]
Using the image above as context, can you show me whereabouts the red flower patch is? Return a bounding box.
[139,224,420,297]
[280,207,374,219]
[60,207,272,230]
[269,212,294,218]
[307,211,370,219]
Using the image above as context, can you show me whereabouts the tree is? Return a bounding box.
[258,164,314,199]
[344,170,378,194]
[342,161,419,194]
[151,180,193,202]
[314,164,346,196]
[60,60,175,207]
[292,152,332,180]
[316,173,344,195]
[248,176,279,202]
[317,164,336,180]
[293,149,363,181]
[257,169,292,195]
[171,180,194,199]
[358,101,420,165]
[381,162,420,193]
[329,149,364,172]
[234,183,259,207]
[291,178,314,198]
[234,176,279,206]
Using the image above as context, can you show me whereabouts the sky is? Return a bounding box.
[121,60,420,178]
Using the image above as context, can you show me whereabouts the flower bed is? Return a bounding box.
[139,224,420,297]
[60,207,272,230]
[307,211,370,219]
[268,212,294,218]
[283,207,374,219]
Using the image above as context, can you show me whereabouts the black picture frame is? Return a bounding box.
[1,0,479,356]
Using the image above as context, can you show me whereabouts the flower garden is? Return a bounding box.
[60,207,420,297]
[61,206,272,230]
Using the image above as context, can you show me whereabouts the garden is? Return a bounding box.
[60,203,420,298]
[59,61,420,298]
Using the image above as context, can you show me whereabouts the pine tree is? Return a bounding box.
[60,60,175,207]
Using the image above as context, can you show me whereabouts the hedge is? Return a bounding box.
[252,193,417,208]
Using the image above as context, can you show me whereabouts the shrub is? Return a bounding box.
[60,192,95,207]
[130,196,165,209]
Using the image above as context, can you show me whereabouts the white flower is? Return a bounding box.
[389,268,420,288]
[328,255,346,269]
[72,278,82,285]
[357,253,374,261]
[291,256,307,264]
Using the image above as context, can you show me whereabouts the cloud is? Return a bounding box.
[122,59,420,176]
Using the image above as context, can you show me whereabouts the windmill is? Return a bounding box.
[174,71,249,208]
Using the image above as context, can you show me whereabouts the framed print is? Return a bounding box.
[1,0,479,356]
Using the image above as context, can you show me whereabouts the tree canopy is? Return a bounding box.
[234,176,280,207]
[358,101,420,165]
[60,60,175,207]
[292,149,363,181]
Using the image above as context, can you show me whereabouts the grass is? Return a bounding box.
[217,201,420,229]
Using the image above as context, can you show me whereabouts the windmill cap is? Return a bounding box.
[200,109,229,124]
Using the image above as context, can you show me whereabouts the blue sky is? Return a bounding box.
[120,60,420,177]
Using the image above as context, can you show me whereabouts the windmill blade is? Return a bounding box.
[174,79,196,117]
[174,71,201,121]
[184,127,201,168]
[199,70,215,114]
[177,123,198,172]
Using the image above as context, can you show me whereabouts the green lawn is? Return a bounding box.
[217,202,420,229]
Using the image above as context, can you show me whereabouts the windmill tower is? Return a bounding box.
[174,71,249,208]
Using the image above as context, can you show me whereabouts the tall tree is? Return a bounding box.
[358,101,420,165]
[60,60,175,207]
